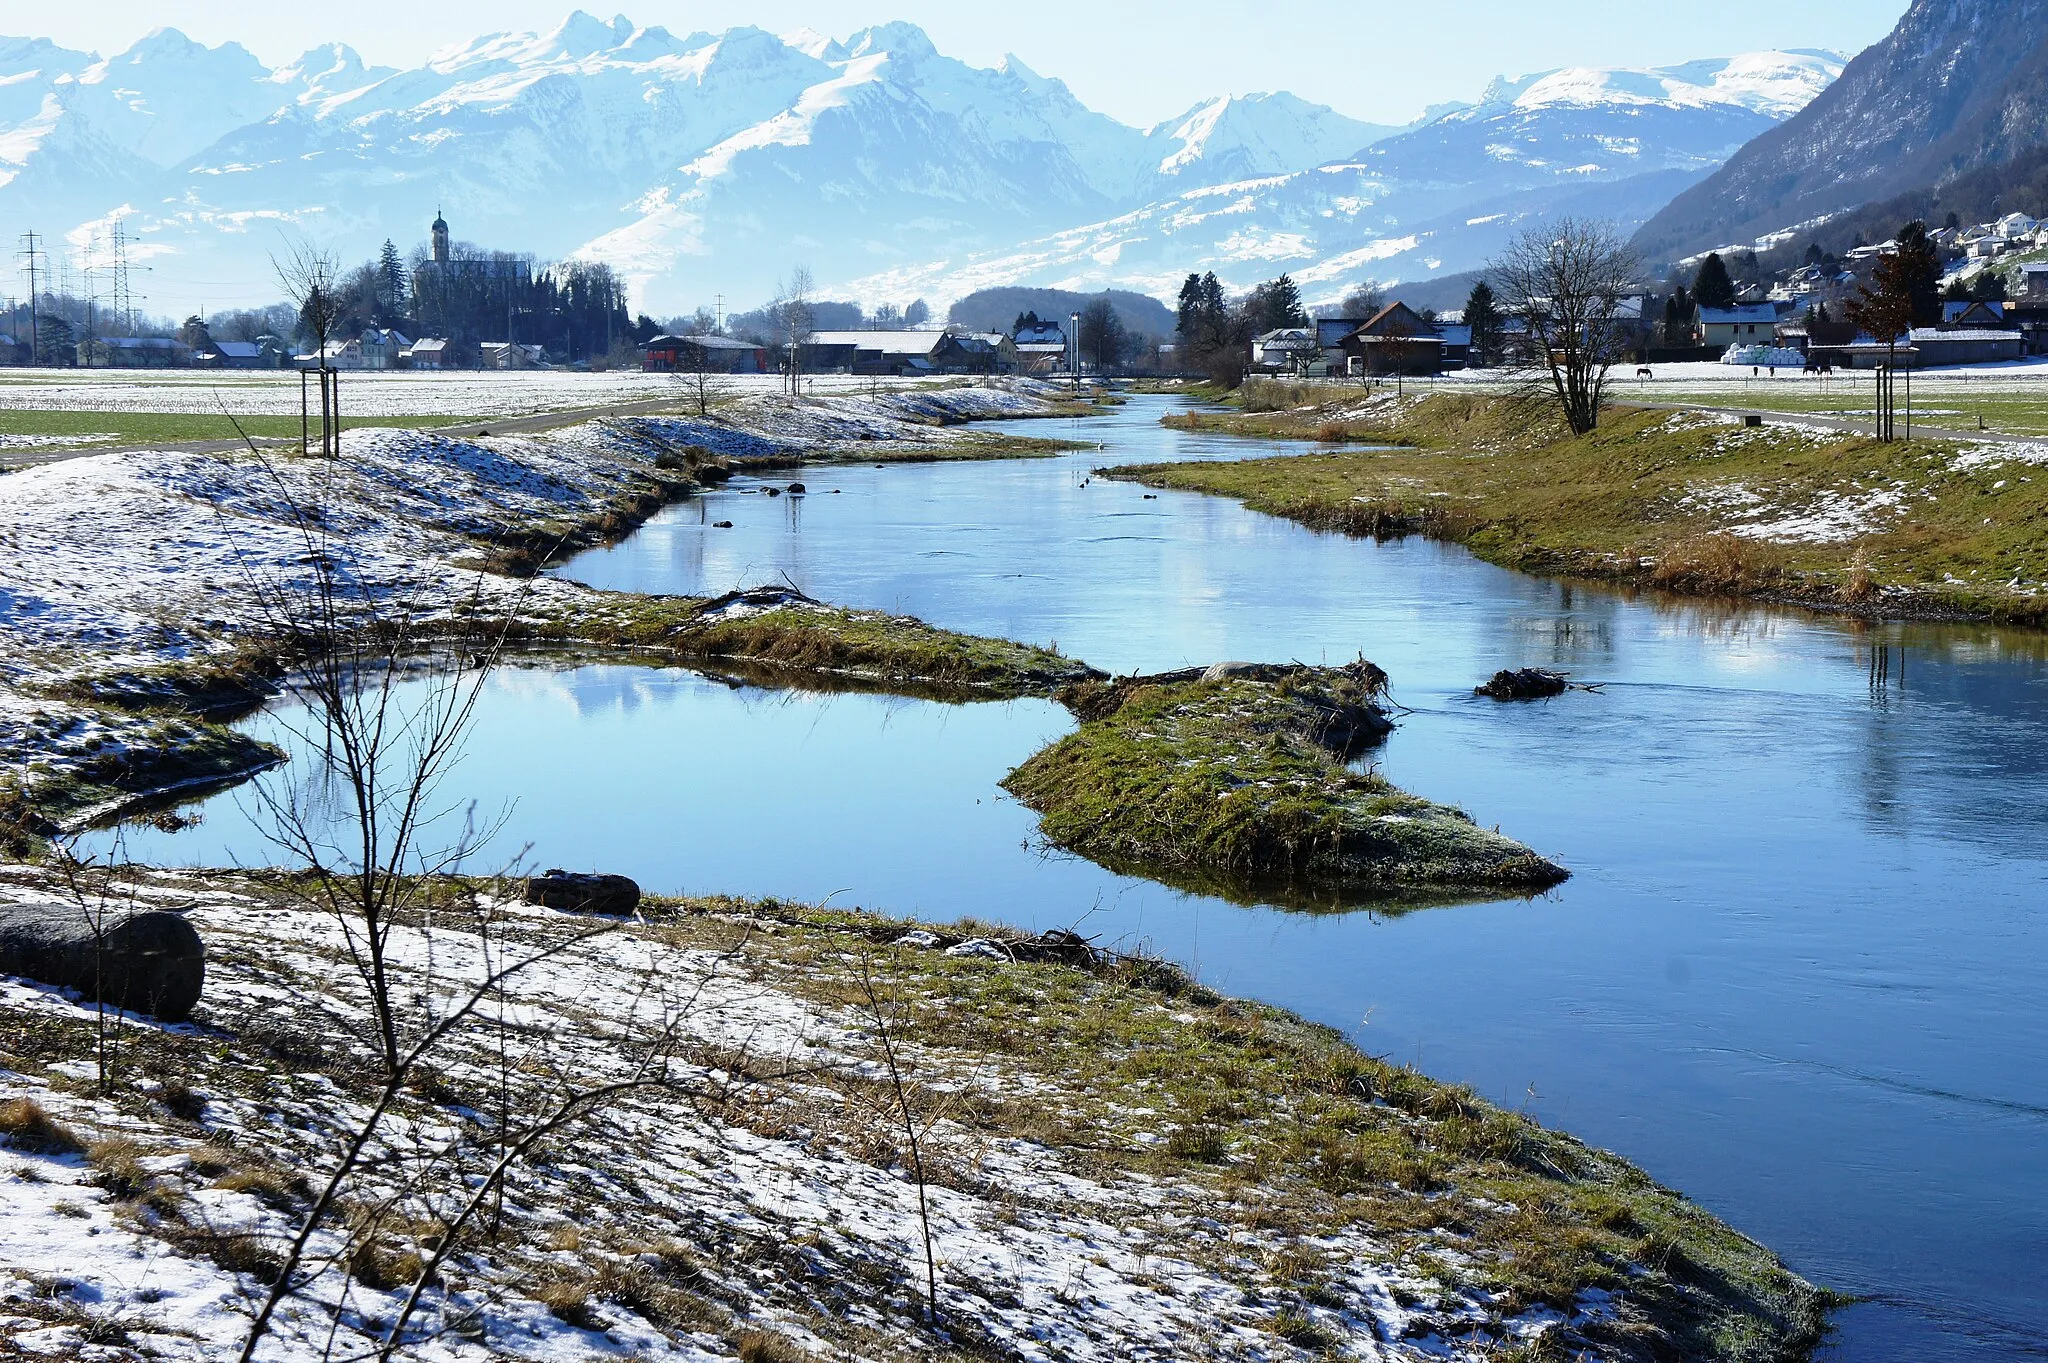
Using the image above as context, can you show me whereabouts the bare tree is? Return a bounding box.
[676,338,726,418]
[776,266,816,398]
[1490,217,1641,435]
[275,242,347,456]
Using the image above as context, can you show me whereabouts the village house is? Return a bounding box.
[360,328,412,370]
[2005,263,2048,354]
[1252,327,1318,374]
[1011,320,1069,374]
[1337,303,1444,377]
[404,338,450,370]
[1695,303,1781,349]
[480,342,546,370]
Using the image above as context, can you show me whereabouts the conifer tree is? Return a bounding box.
[1895,220,1941,326]
[1691,252,1737,310]
[1463,280,1504,367]
[377,240,407,318]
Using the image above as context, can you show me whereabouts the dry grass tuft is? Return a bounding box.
[735,1329,808,1363]
[1648,533,1786,594]
[1843,548,1878,604]
[0,1097,84,1155]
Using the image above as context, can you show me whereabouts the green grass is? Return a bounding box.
[1138,390,2048,624]
[1003,667,1567,899]
[0,409,490,452]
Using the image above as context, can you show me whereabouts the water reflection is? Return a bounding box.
[86,397,2048,1360]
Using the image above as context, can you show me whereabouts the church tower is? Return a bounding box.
[431,209,450,265]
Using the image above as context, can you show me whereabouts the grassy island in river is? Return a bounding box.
[1005,661,1568,903]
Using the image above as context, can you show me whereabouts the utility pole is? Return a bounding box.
[18,231,42,362]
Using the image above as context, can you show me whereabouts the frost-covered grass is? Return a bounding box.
[0,863,1829,1362]
[0,408,486,456]
[1003,667,1567,904]
[1137,391,2048,622]
[0,369,906,420]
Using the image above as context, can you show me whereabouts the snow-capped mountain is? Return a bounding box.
[1638,1,2048,262]
[852,50,1847,308]
[0,16,1844,317]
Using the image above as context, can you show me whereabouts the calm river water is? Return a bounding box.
[108,397,2048,1359]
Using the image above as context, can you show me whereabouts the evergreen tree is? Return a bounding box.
[1463,279,1504,367]
[1804,242,1825,267]
[904,298,930,327]
[1661,285,1693,345]
[1175,273,1204,340]
[1253,274,1307,330]
[377,240,407,317]
[1895,220,1942,326]
[1691,253,1737,310]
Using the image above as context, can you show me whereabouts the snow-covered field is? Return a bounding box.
[0,865,1617,1362]
[0,369,938,420]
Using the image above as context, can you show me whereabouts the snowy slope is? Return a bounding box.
[0,18,1842,316]
[851,50,1846,309]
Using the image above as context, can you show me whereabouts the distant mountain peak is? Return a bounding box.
[845,21,938,64]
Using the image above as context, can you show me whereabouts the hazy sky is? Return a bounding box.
[32,1,1908,127]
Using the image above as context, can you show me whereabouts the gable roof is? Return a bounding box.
[1696,304,1780,325]
[1355,302,1430,336]
[809,330,950,355]
[1942,300,2006,324]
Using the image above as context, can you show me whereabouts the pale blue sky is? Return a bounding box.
[35,2,1908,128]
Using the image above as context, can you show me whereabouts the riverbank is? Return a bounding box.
[1005,663,1567,906]
[1131,386,2048,626]
[0,385,1099,832]
[0,861,1829,1362]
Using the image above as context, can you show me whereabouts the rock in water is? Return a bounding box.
[0,903,205,1022]
[1476,668,1569,701]
[524,871,641,916]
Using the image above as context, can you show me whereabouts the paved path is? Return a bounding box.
[0,394,701,472]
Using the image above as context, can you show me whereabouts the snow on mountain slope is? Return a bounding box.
[1147,92,1398,184]
[0,17,1843,319]
[851,49,1845,311]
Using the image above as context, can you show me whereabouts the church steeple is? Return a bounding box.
[431,208,450,265]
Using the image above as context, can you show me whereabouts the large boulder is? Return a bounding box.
[523,871,641,916]
[0,903,205,1022]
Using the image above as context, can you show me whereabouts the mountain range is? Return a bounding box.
[1636,0,2048,262]
[0,13,1845,318]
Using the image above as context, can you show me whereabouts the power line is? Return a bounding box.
[17,231,42,360]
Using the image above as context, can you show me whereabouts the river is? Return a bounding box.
[103,395,2048,1359]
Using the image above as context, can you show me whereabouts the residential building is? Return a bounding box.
[1695,303,1781,348]
[1336,303,1444,377]
[480,342,545,370]
[1252,327,1317,373]
[1012,320,1069,374]
[360,328,412,370]
[405,338,450,370]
